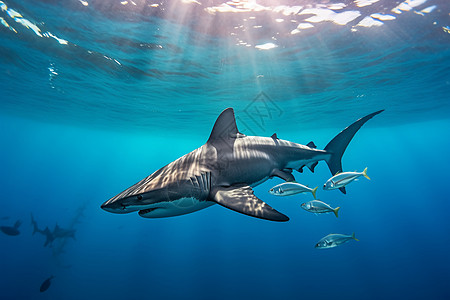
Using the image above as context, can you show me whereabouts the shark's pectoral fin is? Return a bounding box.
[271,169,295,182]
[211,185,289,222]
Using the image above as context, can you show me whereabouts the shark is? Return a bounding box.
[31,214,76,247]
[101,108,382,221]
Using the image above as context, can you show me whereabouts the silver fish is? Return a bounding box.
[269,182,318,199]
[301,200,340,217]
[323,167,370,191]
[315,233,359,249]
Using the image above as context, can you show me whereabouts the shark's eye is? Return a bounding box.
[137,195,143,200]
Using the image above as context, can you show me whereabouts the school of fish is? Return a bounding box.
[269,167,370,249]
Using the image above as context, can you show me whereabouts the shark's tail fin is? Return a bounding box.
[324,110,383,194]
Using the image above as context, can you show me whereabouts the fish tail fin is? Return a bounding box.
[352,232,360,241]
[31,214,38,235]
[324,110,383,194]
[363,167,370,180]
[311,186,318,199]
[14,220,22,229]
[333,207,340,218]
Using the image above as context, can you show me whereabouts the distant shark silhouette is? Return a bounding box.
[39,275,55,293]
[0,220,22,236]
[31,214,76,247]
[102,108,382,221]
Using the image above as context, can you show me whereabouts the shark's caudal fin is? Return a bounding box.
[324,110,383,194]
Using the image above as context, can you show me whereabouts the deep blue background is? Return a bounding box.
[1,0,450,299]
[1,115,450,300]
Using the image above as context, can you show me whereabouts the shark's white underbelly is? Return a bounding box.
[138,198,215,218]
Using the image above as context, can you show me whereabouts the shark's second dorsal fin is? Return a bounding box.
[307,141,316,148]
[271,133,278,139]
[207,108,239,143]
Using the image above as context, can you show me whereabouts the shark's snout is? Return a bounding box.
[101,190,160,214]
[101,198,132,214]
[101,193,145,214]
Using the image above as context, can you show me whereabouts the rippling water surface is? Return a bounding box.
[1,0,449,131]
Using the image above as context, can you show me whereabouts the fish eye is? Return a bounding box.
[137,195,143,200]
[269,189,273,192]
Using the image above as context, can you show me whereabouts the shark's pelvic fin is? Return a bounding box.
[271,169,295,182]
[211,184,289,222]
[324,110,383,194]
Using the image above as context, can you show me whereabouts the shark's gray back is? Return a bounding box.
[105,146,214,204]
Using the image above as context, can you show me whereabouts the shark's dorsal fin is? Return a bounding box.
[211,184,289,222]
[271,133,278,139]
[307,141,316,148]
[207,108,239,143]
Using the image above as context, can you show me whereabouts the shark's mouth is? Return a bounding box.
[138,208,158,216]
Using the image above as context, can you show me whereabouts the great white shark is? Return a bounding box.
[101,108,382,221]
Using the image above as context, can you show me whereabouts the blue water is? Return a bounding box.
[1,0,450,299]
